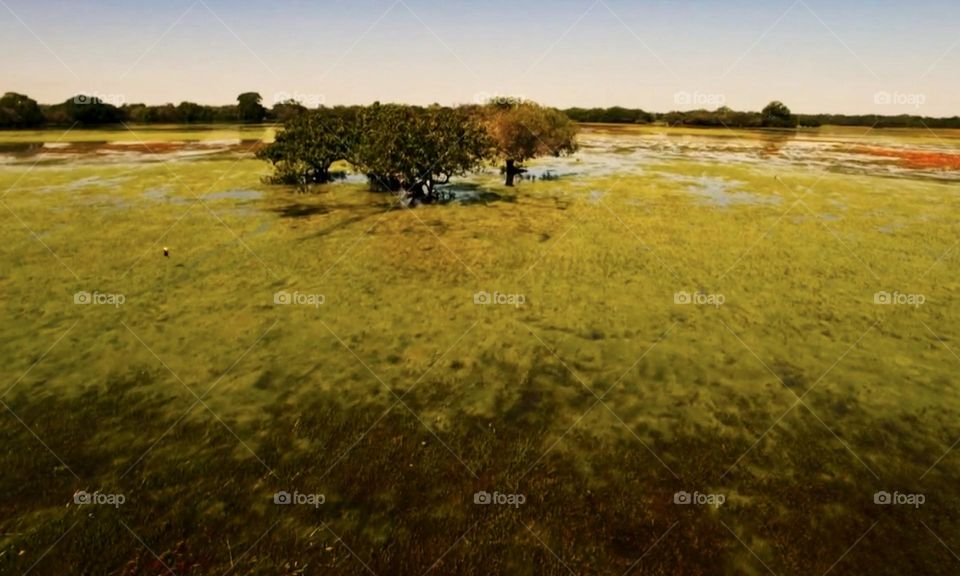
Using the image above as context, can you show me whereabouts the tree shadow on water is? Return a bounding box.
[439,182,515,205]
[271,181,512,239]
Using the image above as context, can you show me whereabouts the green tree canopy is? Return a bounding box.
[483,101,578,185]
[353,104,492,203]
[271,99,308,123]
[176,101,213,123]
[57,96,124,125]
[237,92,267,123]
[257,101,582,202]
[0,92,44,128]
[761,101,796,128]
[256,106,358,185]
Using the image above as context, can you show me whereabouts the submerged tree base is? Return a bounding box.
[504,159,528,187]
[367,176,457,207]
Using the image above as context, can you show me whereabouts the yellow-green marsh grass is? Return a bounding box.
[1,126,959,575]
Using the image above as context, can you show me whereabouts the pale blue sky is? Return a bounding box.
[2,0,958,115]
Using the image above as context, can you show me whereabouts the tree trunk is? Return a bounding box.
[422,178,435,203]
[400,178,435,208]
[505,159,528,186]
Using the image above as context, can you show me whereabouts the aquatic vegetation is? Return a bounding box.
[1,125,959,574]
[857,146,960,170]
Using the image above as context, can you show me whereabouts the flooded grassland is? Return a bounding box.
[1,124,959,575]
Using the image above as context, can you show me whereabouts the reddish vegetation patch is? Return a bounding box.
[856,146,960,170]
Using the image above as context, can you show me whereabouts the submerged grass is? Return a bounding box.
[1,126,959,574]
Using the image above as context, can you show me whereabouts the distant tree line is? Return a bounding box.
[4,91,959,130]
[257,99,579,205]
[563,102,960,129]
[564,106,656,124]
[793,113,960,129]
[0,91,306,128]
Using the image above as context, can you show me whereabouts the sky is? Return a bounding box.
[1,0,958,116]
